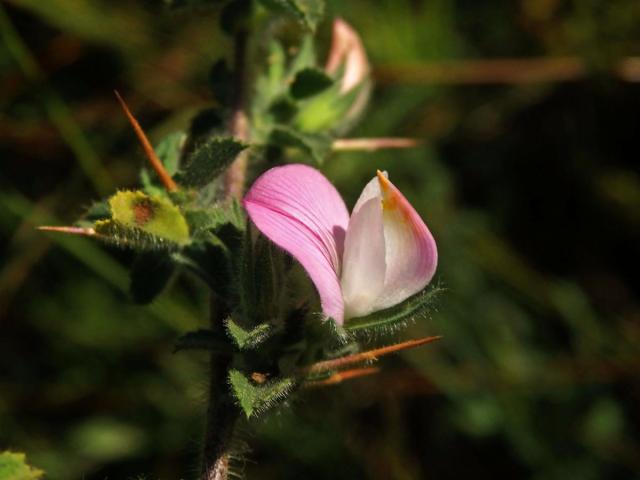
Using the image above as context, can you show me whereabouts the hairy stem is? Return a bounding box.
[201,27,250,480]
[224,29,250,200]
[200,297,237,480]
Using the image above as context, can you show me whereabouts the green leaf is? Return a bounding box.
[269,125,332,163]
[345,285,444,335]
[259,0,325,32]
[0,451,44,480]
[94,220,181,252]
[173,329,231,353]
[174,137,247,189]
[108,191,190,245]
[228,369,295,418]
[290,68,333,99]
[185,200,245,239]
[129,252,175,304]
[225,318,274,350]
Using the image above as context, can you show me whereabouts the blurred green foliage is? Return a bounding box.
[1,0,639,479]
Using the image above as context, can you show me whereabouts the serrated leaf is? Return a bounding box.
[290,68,333,99]
[108,191,190,245]
[174,137,247,189]
[269,126,332,163]
[95,220,181,252]
[259,0,325,32]
[344,285,444,335]
[0,451,44,480]
[185,200,245,238]
[173,329,231,353]
[228,369,295,418]
[225,318,274,350]
[129,252,175,304]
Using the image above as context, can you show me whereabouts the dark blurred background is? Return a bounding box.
[1,0,640,478]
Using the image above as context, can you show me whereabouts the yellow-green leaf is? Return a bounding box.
[107,191,189,245]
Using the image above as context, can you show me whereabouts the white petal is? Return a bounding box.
[373,172,438,311]
[340,197,386,319]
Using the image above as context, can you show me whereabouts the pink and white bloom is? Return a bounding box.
[325,18,370,94]
[243,164,437,325]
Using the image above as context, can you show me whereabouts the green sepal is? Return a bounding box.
[269,126,332,164]
[344,285,444,335]
[174,137,247,189]
[0,451,44,480]
[173,329,232,354]
[225,318,274,350]
[258,0,325,32]
[290,68,333,99]
[228,369,295,418]
[108,191,190,246]
[294,81,369,133]
[129,252,175,304]
[94,220,182,252]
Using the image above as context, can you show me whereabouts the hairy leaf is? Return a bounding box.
[269,126,332,163]
[225,318,274,350]
[174,137,246,189]
[94,220,181,252]
[228,369,295,418]
[108,191,190,245]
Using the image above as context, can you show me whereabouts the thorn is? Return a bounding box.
[333,137,422,152]
[302,335,442,375]
[303,367,380,388]
[37,225,97,236]
[114,90,178,192]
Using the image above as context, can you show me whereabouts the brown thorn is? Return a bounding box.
[333,137,422,152]
[302,335,442,375]
[114,90,178,192]
[303,367,380,389]
[37,225,97,237]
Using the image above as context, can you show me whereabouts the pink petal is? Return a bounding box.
[243,164,350,323]
[325,18,370,93]
[373,171,438,311]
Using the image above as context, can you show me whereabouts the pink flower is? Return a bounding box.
[325,18,370,93]
[243,164,438,325]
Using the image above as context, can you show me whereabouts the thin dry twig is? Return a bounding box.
[302,335,442,375]
[333,137,422,152]
[304,367,381,388]
[114,90,178,192]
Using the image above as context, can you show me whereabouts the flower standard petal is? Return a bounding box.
[243,164,350,323]
[325,18,370,93]
[372,171,438,312]
[341,197,386,320]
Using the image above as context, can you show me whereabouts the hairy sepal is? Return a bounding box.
[344,285,444,337]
